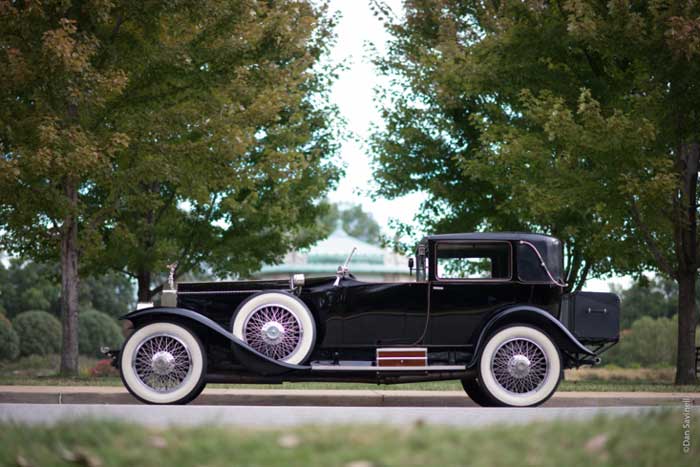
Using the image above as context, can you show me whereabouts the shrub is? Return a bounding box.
[12,310,61,357]
[0,314,20,360]
[78,309,124,357]
[605,315,677,368]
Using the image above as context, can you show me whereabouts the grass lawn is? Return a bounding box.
[2,411,697,466]
[2,355,699,392]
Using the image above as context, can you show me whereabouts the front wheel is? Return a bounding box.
[120,321,207,404]
[231,292,316,365]
[477,325,562,407]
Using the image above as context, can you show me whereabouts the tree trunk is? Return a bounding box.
[674,142,699,385]
[137,269,152,303]
[59,180,80,376]
[675,271,698,384]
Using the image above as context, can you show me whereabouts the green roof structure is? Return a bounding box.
[255,225,411,281]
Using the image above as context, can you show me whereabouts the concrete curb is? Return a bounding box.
[1,386,698,407]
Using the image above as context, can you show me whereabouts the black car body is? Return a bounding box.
[116,232,619,407]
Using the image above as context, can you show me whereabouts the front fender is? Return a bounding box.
[121,307,309,374]
[468,305,596,367]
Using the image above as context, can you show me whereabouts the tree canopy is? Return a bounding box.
[319,203,383,245]
[372,0,700,382]
[0,0,342,372]
[90,0,344,300]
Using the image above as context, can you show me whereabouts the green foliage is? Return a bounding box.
[0,259,134,319]
[614,276,680,329]
[605,316,678,368]
[0,0,343,373]
[0,1,133,262]
[373,0,700,382]
[372,0,700,285]
[0,413,697,467]
[12,311,61,357]
[79,273,134,319]
[319,203,383,245]
[0,314,20,361]
[87,0,344,297]
[78,309,123,358]
[0,259,61,318]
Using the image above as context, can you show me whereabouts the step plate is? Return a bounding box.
[376,347,427,367]
[310,364,466,372]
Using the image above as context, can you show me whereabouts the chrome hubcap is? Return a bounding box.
[243,304,302,360]
[151,351,176,375]
[261,321,285,345]
[132,334,192,393]
[491,338,548,394]
[508,354,531,379]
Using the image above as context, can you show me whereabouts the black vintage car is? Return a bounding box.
[116,232,620,407]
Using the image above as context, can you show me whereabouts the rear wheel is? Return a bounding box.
[460,378,496,407]
[120,321,206,405]
[477,325,562,407]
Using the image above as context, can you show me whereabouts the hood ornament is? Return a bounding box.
[166,262,178,291]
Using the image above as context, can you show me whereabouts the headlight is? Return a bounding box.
[291,273,305,288]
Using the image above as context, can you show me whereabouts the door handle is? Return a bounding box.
[432,286,444,291]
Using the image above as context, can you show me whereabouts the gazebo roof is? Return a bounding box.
[258,225,410,276]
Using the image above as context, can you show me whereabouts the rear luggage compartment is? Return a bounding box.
[560,292,620,344]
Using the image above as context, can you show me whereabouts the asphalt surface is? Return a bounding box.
[3,403,695,427]
[1,386,699,407]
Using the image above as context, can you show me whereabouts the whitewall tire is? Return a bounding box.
[478,325,562,407]
[232,292,316,365]
[120,322,206,404]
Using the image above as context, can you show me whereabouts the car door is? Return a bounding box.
[340,279,429,347]
[426,241,516,346]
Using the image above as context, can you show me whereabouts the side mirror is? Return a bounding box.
[408,257,414,275]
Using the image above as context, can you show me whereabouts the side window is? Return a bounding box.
[435,242,511,280]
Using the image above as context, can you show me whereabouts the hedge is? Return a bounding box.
[78,309,124,357]
[604,315,677,368]
[12,310,62,357]
[0,314,20,360]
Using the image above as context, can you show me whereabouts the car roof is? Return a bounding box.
[420,232,560,243]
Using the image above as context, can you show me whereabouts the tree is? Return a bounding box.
[612,276,679,330]
[87,0,342,301]
[1,1,341,373]
[371,0,639,290]
[320,203,383,245]
[372,0,700,383]
[0,1,131,374]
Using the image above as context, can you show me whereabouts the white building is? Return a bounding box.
[255,225,412,282]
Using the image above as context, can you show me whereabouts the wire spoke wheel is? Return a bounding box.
[243,304,302,360]
[490,337,548,395]
[132,333,192,394]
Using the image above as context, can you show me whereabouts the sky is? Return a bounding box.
[323,1,628,292]
[325,0,425,231]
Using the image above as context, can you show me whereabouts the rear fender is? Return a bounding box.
[121,307,309,375]
[469,305,596,368]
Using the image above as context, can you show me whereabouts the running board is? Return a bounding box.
[310,364,466,372]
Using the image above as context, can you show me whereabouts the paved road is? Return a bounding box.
[2,386,699,407]
[3,403,695,428]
